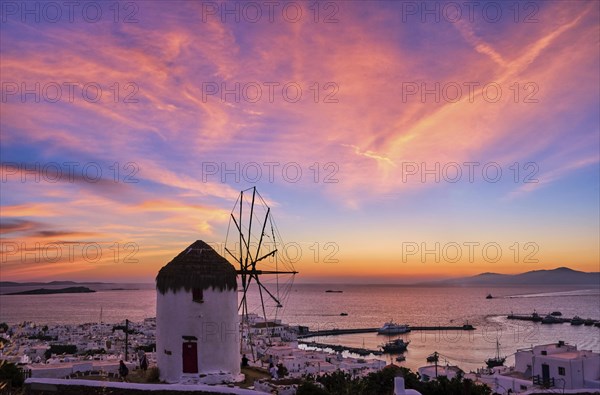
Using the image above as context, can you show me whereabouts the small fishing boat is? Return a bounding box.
[381,339,409,353]
[340,313,348,316]
[541,315,561,324]
[584,318,594,326]
[426,353,439,363]
[571,316,584,326]
[550,311,562,316]
[325,290,343,293]
[486,294,493,299]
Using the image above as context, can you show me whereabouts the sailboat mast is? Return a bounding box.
[496,339,500,359]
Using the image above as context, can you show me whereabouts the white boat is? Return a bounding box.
[377,321,410,335]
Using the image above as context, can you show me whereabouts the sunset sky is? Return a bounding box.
[1,1,598,283]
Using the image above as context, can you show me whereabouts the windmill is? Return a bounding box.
[224,187,298,360]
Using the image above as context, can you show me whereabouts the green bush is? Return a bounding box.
[82,348,106,356]
[299,366,492,395]
[146,366,160,383]
[0,360,25,387]
[297,381,330,395]
[44,344,77,359]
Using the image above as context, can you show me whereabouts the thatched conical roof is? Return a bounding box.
[156,240,237,294]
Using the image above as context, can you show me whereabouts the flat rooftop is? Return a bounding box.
[545,351,587,360]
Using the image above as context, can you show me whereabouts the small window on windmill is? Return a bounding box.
[192,288,204,303]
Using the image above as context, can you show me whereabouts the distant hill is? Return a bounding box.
[5,286,96,295]
[425,267,600,285]
[0,281,104,287]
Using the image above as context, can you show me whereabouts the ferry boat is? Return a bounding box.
[381,338,409,353]
[377,321,410,335]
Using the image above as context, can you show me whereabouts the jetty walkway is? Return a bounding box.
[298,324,476,339]
[507,313,600,326]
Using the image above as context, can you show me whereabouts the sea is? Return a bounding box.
[1,283,599,372]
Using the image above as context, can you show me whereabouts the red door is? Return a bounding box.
[182,342,198,373]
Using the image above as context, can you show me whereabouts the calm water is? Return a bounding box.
[1,283,598,372]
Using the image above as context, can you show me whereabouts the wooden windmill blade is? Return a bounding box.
[225,187,298,361]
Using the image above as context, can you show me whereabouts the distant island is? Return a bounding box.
[5,286,96,295]
[0,281,104,287]
[422,267,600,286]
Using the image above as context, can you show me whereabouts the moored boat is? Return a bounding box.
[426,353,439,363]
[381,338,409,353]
[485,340,506,368]
[550,311,562,316]
[542,314,561,324]
[571,316,584,326]
[584,318,594,326]
[377,321,410,335]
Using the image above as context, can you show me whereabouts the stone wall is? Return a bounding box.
[25,378,263,395]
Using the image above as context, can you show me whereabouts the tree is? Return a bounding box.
[0,360,25,388]
[317,370,363,394]
[297,381,330,395]
[297,366,492,395]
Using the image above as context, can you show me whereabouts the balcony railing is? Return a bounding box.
[533,375,555,387]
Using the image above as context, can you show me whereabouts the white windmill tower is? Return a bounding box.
[155,187,298,384]
[155,240,241,384]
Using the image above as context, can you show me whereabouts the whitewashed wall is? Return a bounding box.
[156,287,239,383]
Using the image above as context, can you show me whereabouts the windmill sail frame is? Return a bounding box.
[225,187,298,361]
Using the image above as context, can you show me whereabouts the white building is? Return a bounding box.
[394,377,422,395]
[156,240,241,384]
[476,341,600,394]
[418,364,462,382]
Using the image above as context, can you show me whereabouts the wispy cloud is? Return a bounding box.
[1,1,598,279]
